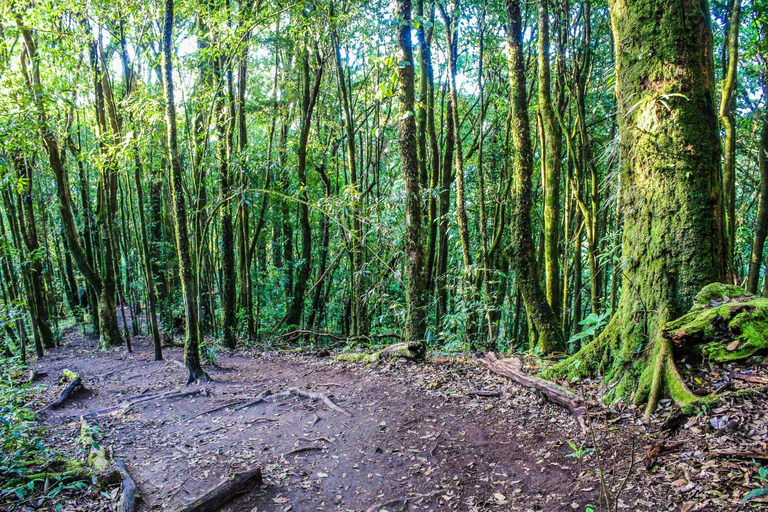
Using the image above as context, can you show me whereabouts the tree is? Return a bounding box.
[161,0,208,383]
[505,0,565,354]
[396,0,427,353]
[547,0,727,415]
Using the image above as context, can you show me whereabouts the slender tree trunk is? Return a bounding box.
[538,0,562,320]
[161,0,208,383]
[285,45,323,328]
[505,0,565,353]
[720,0,741,283]
[397,0,427,352]
[747,108,768,294]
[215,52,237,349]
[14,157,55,350]
[332,19,367,337]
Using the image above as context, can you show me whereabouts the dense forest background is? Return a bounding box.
[1,0,765,376]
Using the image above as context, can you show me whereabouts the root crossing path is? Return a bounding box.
[33,331,665,511]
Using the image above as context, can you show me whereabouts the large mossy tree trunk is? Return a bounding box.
[546,0,727,412]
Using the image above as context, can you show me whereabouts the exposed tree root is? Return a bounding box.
[115,458,139,512]
[173,466,263,512]
[480,352,588,432]
[36,370,84,416]
[638,311,698,420]
[285,387,352,416]
[366,498,409,512]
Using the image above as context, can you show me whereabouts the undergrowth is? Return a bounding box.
[0,357,91,510]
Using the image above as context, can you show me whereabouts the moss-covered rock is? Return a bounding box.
[691,283,753,310]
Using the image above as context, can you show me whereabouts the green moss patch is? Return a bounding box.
[665,287,768,362]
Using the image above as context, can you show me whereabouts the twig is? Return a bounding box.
[284,446,324,456]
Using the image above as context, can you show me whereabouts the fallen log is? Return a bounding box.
[174,467,263,512]
[479,352,587,431]
[287,387,352,416]
[36,373,84,415]
[115,458,139,512]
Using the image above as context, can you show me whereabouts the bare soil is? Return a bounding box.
[30,329,766,512]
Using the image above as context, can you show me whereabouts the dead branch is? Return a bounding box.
[465,390,501,397]
[733,373,768,385]
[479,352,587,431]
[284,446,324,456]
[115,458,139,512]
[174,466,263,512]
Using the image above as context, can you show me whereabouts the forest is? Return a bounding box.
[2,0,768,509]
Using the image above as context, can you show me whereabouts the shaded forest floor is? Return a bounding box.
[28,329,768,512]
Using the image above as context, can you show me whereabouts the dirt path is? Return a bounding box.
[34,331,674,512]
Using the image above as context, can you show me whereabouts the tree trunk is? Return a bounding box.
[505,0,565,354]
[547,0,727,413]
[161,0,208,383]
[538,0,562,321]
[747,109,768,294]
[396,0,427,353]
[285,45,323,328]
[720,0,741,283]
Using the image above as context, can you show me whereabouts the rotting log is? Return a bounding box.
[115,458,139,512]
[479,352,587,431]
[174,467,263,512]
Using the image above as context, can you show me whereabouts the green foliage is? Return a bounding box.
[567,309,612,353]
[564,440,594,460]
[742,466,768,503]
[0,357,91,509]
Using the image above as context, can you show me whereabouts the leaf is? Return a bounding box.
[742,488,768,503]
[726,340,740,351]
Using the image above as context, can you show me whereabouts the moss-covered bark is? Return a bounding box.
[397,0,428,350]
[505,0,565,354]
[545,0,726,412]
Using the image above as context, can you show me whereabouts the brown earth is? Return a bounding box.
[30,329,766,512]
